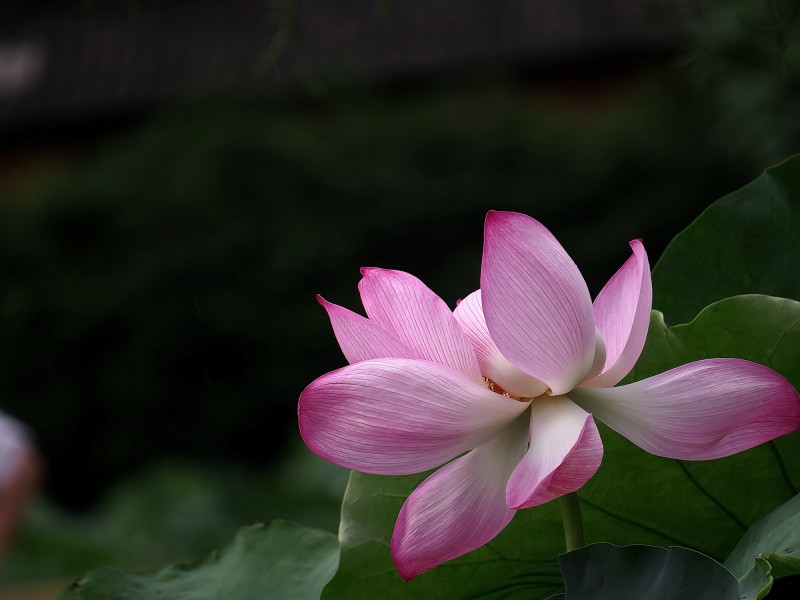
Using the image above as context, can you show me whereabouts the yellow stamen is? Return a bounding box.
[483,377,512,397]
[482,377,533,402]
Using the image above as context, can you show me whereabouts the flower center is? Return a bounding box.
[482,377,533,402]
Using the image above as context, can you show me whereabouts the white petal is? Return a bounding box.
[391,412,529,580]
[506,396,602,508]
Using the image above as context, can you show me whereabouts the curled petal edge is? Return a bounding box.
[506,396,603,509]
[583,239,652,388]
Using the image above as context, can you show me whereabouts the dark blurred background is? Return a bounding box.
[0,0,799,594]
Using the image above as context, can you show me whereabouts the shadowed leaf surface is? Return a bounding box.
[555,544,739,600]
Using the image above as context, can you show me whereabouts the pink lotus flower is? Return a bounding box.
[298,211,800,580]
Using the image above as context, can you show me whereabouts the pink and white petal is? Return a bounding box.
[481,211,596,395]
[391,412,530,580]
[317,295,417,364]
[506,396,602,509]
[569,359,800,460]
[454,290,548,398]
[299,358,530,475]
[358,268,482,382]
[583,240,652,388]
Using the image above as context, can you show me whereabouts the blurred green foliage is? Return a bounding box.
[0,444,347,585]
[685,0,800,164]
[56,521,340,600]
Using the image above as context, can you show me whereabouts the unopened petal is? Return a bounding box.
[481,211,595,395]
[506,396,602,509]
[570,359,800,460]
[358,268,482,382]
[583,239,652,388]
[454,290,548,398]
[317,295,416,363]
[391,412,529,580]
[299,358,530,475]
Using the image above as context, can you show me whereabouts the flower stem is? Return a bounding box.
[559,492,585,552]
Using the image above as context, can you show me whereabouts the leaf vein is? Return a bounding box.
[768,440,798,496]
[580,497,697,549]
[674,460,747,531]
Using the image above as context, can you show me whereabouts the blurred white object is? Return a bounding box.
[0,42,45,98]
[0,410,39,566]
[0,412,30,489]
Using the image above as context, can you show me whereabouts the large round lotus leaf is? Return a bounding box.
[653,154,800,324]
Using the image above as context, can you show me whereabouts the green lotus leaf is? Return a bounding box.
[59,520,339,600]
